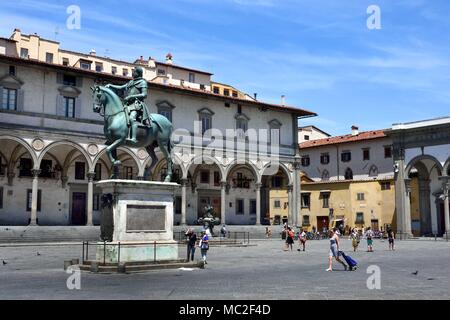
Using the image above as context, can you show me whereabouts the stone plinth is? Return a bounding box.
[95,180,180,262]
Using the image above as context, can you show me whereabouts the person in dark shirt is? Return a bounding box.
[185,228,197,261]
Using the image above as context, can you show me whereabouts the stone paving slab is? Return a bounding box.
[0,239,449,299]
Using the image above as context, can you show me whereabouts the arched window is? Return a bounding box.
[369,165,378,177]
[344,168,353,180]
[322,170,330,181]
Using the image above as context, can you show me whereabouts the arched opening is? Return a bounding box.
[261,163,291,226]
[93,147,141,180]
[0,136,37,226]
[225,163,259,225]
[345,168,353,180]
[407,156,443,236]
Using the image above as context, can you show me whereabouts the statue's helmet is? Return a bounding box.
[133,66,144,78]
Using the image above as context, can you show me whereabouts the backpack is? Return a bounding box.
[288,231,294,238]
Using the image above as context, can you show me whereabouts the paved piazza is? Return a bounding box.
[0,238,449,300]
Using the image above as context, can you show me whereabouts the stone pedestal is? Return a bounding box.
[95,180,179,263]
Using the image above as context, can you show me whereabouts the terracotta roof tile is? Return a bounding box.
[299,129,388,149]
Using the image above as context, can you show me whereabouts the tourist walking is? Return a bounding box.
[326,228,347,272]
[199,231,209,264]
[185,228,197,261]
[365,227,374,252]
[285,227,294,251]
[388,228,395,251]
[297,228,307,252]
[350,228,360,252]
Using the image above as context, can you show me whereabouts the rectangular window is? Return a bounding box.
[223,89,230,96]
[321,193,330,208]
[20,48,29,59]
[303,215,310,226]
[123,69,129,77]
[19,158,32,177]
[80,61,91,70]
[357,193,365,201]
[200,84,205,90]
[201,115,211,134]
[62,58,69,66]
[63,74,77,86]
[237,105,242,114]
[304,135,310,141]
[26,189,41,212]
[341,151,351,162]
[46,52,54,64]
[320,153,330,165]
[158,109,172,122]
[9,65,16,76]
[111,66,117,75]
[214,171,220,187]
[381,182,391,190]
[213,87,220,94]
[232,90,238,97]
[157,69,166,76]
[1,88,17,110]
[189,73,195,83]
[94,163,102,181]
[64,97,75,118]
[301,193,311,209]
[363,149,370,161]
[356,212,364,224]
[250,199,256,215]
[200,170,210,184]
[236,119,247,138]
[124,166,133,180]
[384,146,392,158]
[301,155,310,167]
[274,200,281,208]
[39,159,53,178]
[236,199,244,215]
[93,194,100,211]
[75,162,85,180]
[95,63,103,72]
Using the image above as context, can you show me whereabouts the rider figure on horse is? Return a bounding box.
[105,66,150,144]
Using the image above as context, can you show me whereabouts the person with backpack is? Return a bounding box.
[199,231,210,264]
[284,227,295,251]
[365,227,374,252]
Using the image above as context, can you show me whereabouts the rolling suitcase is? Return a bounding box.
[339,251,358,271]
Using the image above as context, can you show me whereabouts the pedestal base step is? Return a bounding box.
[75,259,204,273]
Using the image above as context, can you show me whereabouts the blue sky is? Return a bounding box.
[1,0,450,136]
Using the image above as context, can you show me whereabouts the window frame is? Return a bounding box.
[200,170,210,184]
[363,148,370,161]
[357,193,365,201]
[321,192,330,208]
[384,146,392,158]
[64,96,76,118]
[2,88,18,110]
[45,52,54,64]
[20,48,29,59]
[301,193,311,209]
[75,162,86,180]
[301,155,310,167]
[341,151,352,162]
[236,199,245,215]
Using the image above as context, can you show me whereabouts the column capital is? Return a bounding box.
[287,184,294,192]
[220,181,228,188]
[255,182,262,190]
[31,169,41,178]
[404,178,412,194]
[87,172,96,182]
[61,176,68,188]
[7,172,15,186]
[181,178,189,186]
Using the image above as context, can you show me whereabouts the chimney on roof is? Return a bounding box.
[89,49,96,56]
[351,125,359,136]
[254,93,258,100]
[166,53,173,65]
[281,95,286,106]
[148,56,156,68]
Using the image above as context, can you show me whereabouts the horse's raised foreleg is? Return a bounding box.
[159,140,173,183]
[145,145,158,181]
[107,138,126,179]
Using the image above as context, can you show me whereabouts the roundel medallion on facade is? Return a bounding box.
[32,138,45,151]
[137,148,148,160]
[87,144,99,156]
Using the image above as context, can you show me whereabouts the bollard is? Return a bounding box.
[90,261,99,273]
[64,260,72,271]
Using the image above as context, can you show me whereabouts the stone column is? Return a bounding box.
[220,181,227,224]
[287,185,293,224]
[181,178,188,226]
[393,146,412,239]
[404,178,413,237]
[255,183,262,225]
[29,169,41,226]
[86,172,96,226]
[439,176,450,237]
[293,156,302,227]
